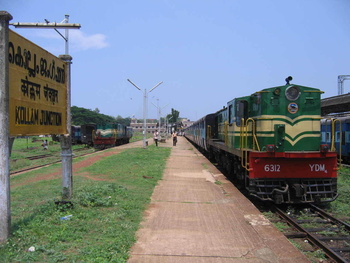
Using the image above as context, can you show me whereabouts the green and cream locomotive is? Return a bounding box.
[186,77,338,204]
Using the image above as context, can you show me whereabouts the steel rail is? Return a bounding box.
[274,206,348,263]
[25,154,53,160]
[310,204,350,232]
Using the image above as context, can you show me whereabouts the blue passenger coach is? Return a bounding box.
[185,114,215,152]
[321,116,350,163]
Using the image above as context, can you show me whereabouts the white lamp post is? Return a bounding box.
[127,79,163,148]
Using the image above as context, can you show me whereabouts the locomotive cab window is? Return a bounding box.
[235,100,248,126]
[228,104,233,125]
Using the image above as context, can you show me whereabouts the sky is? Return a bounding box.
[3,0,350,121]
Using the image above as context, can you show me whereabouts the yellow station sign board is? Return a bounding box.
[9,30,68,136]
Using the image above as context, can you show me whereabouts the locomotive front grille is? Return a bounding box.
[249,178,337,204]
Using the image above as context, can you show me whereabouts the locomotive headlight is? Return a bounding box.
[285,85,300,101]
[273,88,281,96]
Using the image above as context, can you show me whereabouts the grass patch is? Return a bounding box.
[1,145,171,262]
[129,132,152,143]
[327,166,350,222]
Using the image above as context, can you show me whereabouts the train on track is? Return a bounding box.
[321,115,350,163]
[93,123,133,150]
[185,77,338,204]
[53,123,133,149]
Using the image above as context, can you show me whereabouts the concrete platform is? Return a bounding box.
[128,136,310,262]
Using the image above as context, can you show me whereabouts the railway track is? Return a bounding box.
[9,140,142,175]
[10,140,141,175]
[10,147,95,175]
[12,147,91,162]
[274,204,350,262]
[25,154,53,160]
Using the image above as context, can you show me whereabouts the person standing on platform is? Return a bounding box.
[154,130,159,147]
[172,131,177,146]
[41,139,48,150]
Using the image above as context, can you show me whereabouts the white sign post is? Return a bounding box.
[0,10,13,244]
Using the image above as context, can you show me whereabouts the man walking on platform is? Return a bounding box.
[172,132,177,146]
[154,130,159,146]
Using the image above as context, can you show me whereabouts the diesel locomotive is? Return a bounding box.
[185,77,338,204]
[93,123,133,149]
[52,123,133,149]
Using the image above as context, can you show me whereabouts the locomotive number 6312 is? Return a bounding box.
[264,164,281,172]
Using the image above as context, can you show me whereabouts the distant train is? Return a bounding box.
[71,125,82,145]
[81,124,96,146]
[52,123,133,149]
[321,116,350,163]
[185,77,338,204]
[93,123,133,150]
[52,125,87,145]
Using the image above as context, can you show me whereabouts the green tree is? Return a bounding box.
[71,106,115,125]
[166,108,180,124]
[115,115,131,126]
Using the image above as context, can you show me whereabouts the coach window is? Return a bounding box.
[235,100,248,126]
[336,132,340,143]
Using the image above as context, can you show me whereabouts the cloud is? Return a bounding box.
[70,30,109,51]
[31,29,109,51]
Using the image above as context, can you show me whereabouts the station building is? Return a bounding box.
[129,118,160,134]
[130,118,194,135]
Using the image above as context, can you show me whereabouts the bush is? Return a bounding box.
[75,183,128,207]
